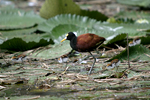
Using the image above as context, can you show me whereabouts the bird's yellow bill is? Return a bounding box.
[61,33,68,42]
[61,38,66,42]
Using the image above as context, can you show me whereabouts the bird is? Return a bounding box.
[129,41,135,47]
[129,37,141,47]
[106,59,121,78]
[58,54,69,63]
[133,37,141,45]
[106,59,120,72]
[61,32,106,75]
[106,63,115,70]
[11,54,27,63]
[111,59,120,67]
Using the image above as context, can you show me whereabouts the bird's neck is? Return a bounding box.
[70,37,77,50]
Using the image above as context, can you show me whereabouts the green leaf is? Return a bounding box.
[0,25,55,51]
[105,33,127,45]
[31,42,71,59]
[115,11,150,22]
[108,45,150,62]
[0,26,38,44]
[40,0,108,21]
[117,0,150,7]
[80,9,108,21]
[107,17,135,24]
[140,36,150,45]
[0,8,45,30]
[40,0,81,19]
[38,14,97,32]
[94,22,149,37]
[0,6,23,12]
[0,34,54,51]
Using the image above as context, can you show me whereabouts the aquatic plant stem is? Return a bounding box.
[127,33,130,68]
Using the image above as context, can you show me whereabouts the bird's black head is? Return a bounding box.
[61,32,77,42]
[66,32,77,40]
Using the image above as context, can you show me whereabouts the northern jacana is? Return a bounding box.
[133,37,141,45]
[106,59,120,71]
[61,32,106,75]
[129,37,141,47]
[111,59,120,67]
[58,54,69,63]
[106,63,115,70]
[11,54,27,63]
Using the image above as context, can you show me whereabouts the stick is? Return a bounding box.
[127,33,130,68]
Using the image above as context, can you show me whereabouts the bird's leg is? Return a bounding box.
[88,52,96,75]
[115,66,118,73]
[61,63,70,75]
[78,55,90,64]
[61,50,74,75]
[68,49,74,57]
[96,43,104,56]
[108,71,113,78]
[96,47,100,54]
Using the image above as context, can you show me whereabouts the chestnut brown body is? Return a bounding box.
[76,33,106,52]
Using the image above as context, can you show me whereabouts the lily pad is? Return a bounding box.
[80,9,108,21]
[0,25,38,44]
[38,14,97,33]
[94,22,149,37]
[108,45,150,62]
[31,42,71,59]
[40,0,81,19]
[40,0,108,21]
[107,17,135,24]
[105,33,127,45]
[0,8,45,30]
[117,0,150,7]
[140,36,150,45]
[0,34,54,51]
[115,11,150,22]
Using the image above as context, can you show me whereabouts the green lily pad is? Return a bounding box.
[108,45,150,62]
[0,24,55,51]
[0,25,38,44]
[105,33,127,45]
[115,11,150,22]
[80,9,108,21]
[117,0,150,7]
[107,17,135,24]
[31,42,71,59]
[38,14,97,33]
[40,0,81,19]
[0,34,54,51]
[0,8,45,30]
[94,22,149,37]
[40,0,108,21]
[140,36,150,45]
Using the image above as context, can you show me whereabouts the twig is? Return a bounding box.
[144,53,150,58]
[127,33,130,68]
[101,45,112,50]
[21,96,40,100]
